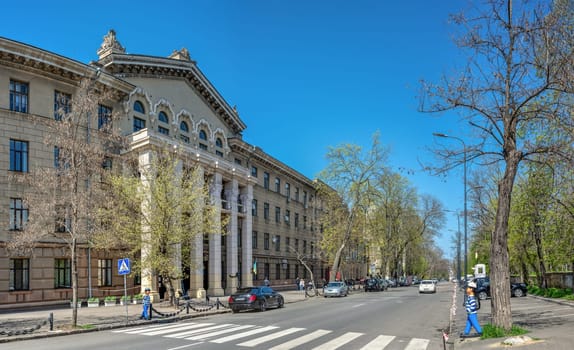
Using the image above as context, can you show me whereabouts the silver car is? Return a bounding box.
[323,281,348,297]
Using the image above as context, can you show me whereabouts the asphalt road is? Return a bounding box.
[0,284,453,350]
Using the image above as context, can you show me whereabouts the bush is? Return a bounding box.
[121,295,131,301]
[105,295,117,302]
[88,297,99,303]
[134,293,143,300]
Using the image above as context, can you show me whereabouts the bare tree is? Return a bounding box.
[8,78,126,327]
[422,0,574,329]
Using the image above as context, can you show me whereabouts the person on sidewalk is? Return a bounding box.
[141,288,151,320]
[462,281,482,337]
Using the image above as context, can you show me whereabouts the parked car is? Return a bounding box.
[418,279,437,294]
[323,281,349,297]
[228,286,284,313]
[364,278,382,292]
[470,277,528,300]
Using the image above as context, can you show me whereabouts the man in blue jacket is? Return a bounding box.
[462,281,482,337]
[141,288,151,320]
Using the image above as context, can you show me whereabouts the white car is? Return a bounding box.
[419,280,437,294]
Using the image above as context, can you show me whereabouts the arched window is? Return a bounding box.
[134,101,145,114]
[158,111,169,135]
[180,121,190,143]
[199,129,207,141]
[216,137,223,148]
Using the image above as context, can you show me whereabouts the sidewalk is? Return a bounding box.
[451,290,574,349]
[0,290,308,344]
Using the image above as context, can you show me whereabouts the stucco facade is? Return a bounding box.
[0,31,328,307]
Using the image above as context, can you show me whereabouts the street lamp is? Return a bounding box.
[433,132,468,286]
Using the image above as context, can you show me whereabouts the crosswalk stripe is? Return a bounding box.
[185,324,255,340]
[211,326,279,344]
[359,334,396,349]
[238,327,305,347]
[164,324,230,338]
[144,323,214,336]
[268,329,332,350]
[120,323,201,335]
[312,331,363,350]
[404,338,430,350]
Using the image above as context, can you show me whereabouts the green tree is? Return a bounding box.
[94,148,220,305]
[317,132,391,282]
[422,0,574,329]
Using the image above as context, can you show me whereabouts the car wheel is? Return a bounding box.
[231,308,239,313]
[478,291,488,300]
[513,288,524,298]
[259,300,267,312]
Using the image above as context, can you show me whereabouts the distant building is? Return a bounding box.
[0,31,331,307]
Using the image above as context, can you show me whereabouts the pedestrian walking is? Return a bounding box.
[296,277,300,290]
[264,276,270,286]
[140,288,151,320]
[299,278,305,292]
[462,281,482,337]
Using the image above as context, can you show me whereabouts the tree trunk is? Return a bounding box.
[534,228,547,289]
[490,152,520,330]
[71,238,78,328]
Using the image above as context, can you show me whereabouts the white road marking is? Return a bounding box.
[404,337,430,350]
[359,334,396,349]
[268,329,332,350]
[312,331,363,350]
[238,327,305,347]
[211,325,279,343]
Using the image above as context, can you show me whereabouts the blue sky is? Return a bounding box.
[1,0,474,258]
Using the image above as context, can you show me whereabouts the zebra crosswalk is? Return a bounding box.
[111,321,431,349]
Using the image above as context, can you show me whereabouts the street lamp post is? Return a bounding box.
[433,133,468,286]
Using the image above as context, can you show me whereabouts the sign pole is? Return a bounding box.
[124,274,128,323]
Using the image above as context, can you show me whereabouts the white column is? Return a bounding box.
[190,167,205,296]
[242,184,254,288]
[208,172,224,296]
[225,179,239,294]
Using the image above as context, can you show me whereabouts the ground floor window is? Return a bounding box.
[10,258,29,291]
[98,259,112,286]
[54,259,71,288]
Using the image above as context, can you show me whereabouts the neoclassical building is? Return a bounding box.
[0,31,331,307]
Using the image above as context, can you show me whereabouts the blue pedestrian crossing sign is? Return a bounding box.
[118,258,131,275]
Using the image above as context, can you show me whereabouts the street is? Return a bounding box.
[0,284,452,350]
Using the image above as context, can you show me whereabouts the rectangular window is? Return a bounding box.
[275,177,281,193]
[263,172,270,190]
[295,187,299,202]
[180,134,190,143]
[133,117,146,132]
[234,158,242,165]
[303,240,307,254]
[285,237,290,252]
[216,150,224,157]
[199,143,208,150]
[286,264,290,279]
[54,91,71,120]
[274,235,280,252]
[303,216,307,229]
[295,239,299,252]
[264,233,270,250]
[275,207,280,223]
[264,203,269,220]
[275,263,281,280]
[285,210,290,224]
[295,213,299,228]
[285,183,291,199]
[54,259,71,288]
[251,166,258,177]
[98,104,112,130]
[252,231,258,249]
[10,258,30,291]
[10,198,28,231]
[10,80,29,113]
[10,139,28,172]
[98,259,112,286]
[303,191,308,207]
[252,199,258,216]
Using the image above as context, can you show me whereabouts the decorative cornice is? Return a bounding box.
[98,52,246,137]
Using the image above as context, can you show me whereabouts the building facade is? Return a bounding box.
[0,31,328,307]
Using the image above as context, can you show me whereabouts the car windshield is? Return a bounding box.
[421,280,433,285]
[326,282,342,288]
